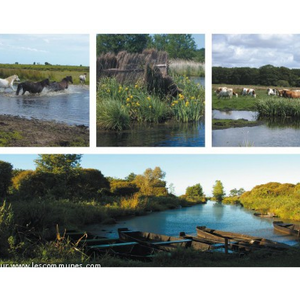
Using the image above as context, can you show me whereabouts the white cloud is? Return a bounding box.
[213,34,300,68]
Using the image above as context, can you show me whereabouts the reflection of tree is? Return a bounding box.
[260,116,300,129]
[212,201,224,221]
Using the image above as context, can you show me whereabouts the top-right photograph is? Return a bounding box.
[212,34,300,147]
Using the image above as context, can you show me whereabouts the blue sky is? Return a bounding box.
[1,154,298,196]
[192,34,205,49]
[0,34,89,66]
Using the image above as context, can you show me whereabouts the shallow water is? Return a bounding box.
[213,124,300,147]
[213,109,258,121]
[86,201,300,246]
[97,119,205,147]
[0,85,89,126]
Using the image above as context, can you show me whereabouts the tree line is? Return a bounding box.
[213,64,300,87]
[97,34,205,62]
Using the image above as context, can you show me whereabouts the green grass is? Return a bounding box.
[0,131,23,146]
[212,119,260,130]
[97,75,204,130]
[0,64,89,84]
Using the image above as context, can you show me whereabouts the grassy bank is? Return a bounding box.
[212,119,261,130]
[0,64,89,84]
[169,59,205,77]
[97,75,204,130]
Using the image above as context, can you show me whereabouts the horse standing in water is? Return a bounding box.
[49,76,73,91]
[79,73,87,84]
[0,75,20,91]
[16,78,50,95]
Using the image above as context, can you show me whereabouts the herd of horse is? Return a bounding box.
[0,73,87,95]
[215,86,300,99]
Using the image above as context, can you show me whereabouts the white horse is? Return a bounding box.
[79,73,87,84]
[0,75,20,91]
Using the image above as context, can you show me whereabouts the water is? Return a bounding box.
[213,109,300,147]
[213,124,300,147]
[213,110,258,121]
[86,201,300,246]
[97,119,205,147]
[192,77,205,86]
[0,85,89,126]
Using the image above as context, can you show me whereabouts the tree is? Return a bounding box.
[229,188,245,197]
[212,180,225,201]
[185,183,203,199]
[125,172,137,182]
[34,154,82,173]
[0,161,13,198]
[97,34,150,55]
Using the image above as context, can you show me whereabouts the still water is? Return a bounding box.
[0,85,89,126]
[213,109,300,147]
[97,119,205,147]
[86,201,299,246]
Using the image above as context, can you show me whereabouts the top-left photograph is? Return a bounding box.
[0,34,89,147]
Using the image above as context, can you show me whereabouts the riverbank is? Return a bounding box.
[0,115,89,146]
[212,119,262,130]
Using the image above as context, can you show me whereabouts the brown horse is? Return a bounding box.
[49,76,73,91]
[16,78,50,95]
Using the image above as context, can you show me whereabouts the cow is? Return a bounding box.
[278,89,289,97]
[217,87,233,99]
[242,88,256,98]
[267,88,278,96]
[284,90,300,98]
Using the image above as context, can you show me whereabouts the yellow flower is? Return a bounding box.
[106,89,110,93]
[135,84,138,89]
[126,98,130,102]
[136,102,140,106]
[125,87,129,91]
[126,103,130,107]
[130,95,133,99]
[149,106,152,108]
[147,97,151,101]
[119,86,123,90]
[185,101,189,107]
[191,96,195,100]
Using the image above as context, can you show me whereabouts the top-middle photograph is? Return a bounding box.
[96,34,205,147]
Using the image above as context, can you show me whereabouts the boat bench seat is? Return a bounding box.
[152,239,192,245]
[88,242,139,249]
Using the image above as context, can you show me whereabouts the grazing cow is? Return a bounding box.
[217,87,233,99]
[242,88,256,98]
[267,88,278,96]
[284,90,300,98]
[278,89,289,97]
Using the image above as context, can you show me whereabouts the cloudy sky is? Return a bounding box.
[213,34,300,68]
[1,154,300,196]
[0,34,89,66]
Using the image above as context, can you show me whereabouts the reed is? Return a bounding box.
[169,59,205,77]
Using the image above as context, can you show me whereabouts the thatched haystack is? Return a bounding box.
[97,49,180,98]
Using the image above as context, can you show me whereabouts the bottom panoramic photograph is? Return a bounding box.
[0,154,300,267]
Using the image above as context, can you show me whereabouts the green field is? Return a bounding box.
[0,63,89,84]
[212,84,285,111]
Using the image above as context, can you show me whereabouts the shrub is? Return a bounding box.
[0,161,13,198]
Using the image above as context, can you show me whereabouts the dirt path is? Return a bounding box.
[0,115,89,147]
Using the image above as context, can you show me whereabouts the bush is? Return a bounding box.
[110,180,139,196]
[0,161,13,198]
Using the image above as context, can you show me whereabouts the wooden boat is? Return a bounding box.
[273,221,300,237]
[118,228,193,251]
[254,212,277,218]
[196,226,290,252]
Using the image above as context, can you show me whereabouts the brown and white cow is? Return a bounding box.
[242,88,256,98]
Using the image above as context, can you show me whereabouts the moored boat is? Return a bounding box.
[196,226,290,252]
[273,221,300,237]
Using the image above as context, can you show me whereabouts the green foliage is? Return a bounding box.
[97,34,150,55]
[185,183,204,201]
[0,201,14,257]
[0,131,23,147]
[240,182,300,220]
[35,155,82,173]
[229,188,245,197]
[212,180,225,201]
[0,161,13,198]
[110,180,139,196]
[212,64,300,87]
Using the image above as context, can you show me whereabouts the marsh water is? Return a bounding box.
[213,109,300,147]
[97,119,205,147]
[0,85,89,126]
[86,201,300,246]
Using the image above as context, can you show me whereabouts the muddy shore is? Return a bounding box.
[0,114,89,147]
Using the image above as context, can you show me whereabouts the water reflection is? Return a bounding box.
[97,119,205,147]
[213,110,258,121]
[86,201,300,246]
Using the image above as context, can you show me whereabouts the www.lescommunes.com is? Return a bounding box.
[0,263,101,268]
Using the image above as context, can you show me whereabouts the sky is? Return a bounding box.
[0,34,89,66]
[212,34,300,68]
[192,34,205,49]
[1,154,299,196]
